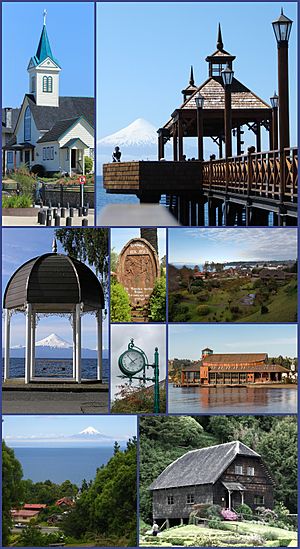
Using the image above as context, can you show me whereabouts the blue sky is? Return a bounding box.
[169,324,297,359]
[2,2,94,106]
[2,229,108,350]
[111,228,166,260]
[97,1,297,150]
[168,227,297,264]
[2,415,137,447]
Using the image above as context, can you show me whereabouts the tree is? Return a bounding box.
[110,279,131,321]
[55,228,109,294]
[114,441,121,455]
[2,441,24,546]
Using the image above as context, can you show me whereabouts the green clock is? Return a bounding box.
[118,346,146,377]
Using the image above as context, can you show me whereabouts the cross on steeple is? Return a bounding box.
[43,9,47,26]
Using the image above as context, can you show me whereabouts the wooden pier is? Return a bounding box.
[103,147,297,226]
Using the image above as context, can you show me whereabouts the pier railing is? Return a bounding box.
[202,147,298,203]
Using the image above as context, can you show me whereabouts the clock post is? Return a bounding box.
[118,339,160,413]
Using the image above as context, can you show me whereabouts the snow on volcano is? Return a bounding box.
[98,118,158,148]
[35,333,73,348]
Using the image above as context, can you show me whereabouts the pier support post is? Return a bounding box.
[190,197,197,226]
[197,198,205,226]
[208,196,216,226]
[217,201,223,226]
[250,208,270,226]
[179,196,189,225]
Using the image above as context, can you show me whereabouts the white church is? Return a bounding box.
[2,12,94,176]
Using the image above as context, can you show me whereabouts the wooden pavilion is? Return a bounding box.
[158,25,273,161]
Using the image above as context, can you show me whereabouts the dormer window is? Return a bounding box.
[43,76,53,93]
[211,63,226,76]
[24,106,31,141]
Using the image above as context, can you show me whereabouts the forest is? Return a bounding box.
[2,438,137,547]
[139,415,297,526]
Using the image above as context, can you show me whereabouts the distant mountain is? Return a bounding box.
[70,426,114,442]
[5,333,109,359]
[98,118,158,148]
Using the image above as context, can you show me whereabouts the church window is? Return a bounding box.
[24,107,31,141]
[43,76,53,93]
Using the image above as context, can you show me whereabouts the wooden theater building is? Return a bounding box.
[149,441,274,524]
[180,347,289,386]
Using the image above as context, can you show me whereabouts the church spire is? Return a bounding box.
[189,66,195,86]
[43,9,47,26]
[217,23,223,50]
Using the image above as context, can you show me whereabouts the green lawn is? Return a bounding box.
[140,523,298,547]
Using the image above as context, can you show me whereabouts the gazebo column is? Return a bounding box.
[25,303,32,384]
[30,311,36,380]
[4,309,11,381]
[178,119,184,160]
[173,127,178,161]
[72,311,77,380]
[75,304,82,383]
[218,137,223,159]
[96,309,103,382]
[256,122,261,152]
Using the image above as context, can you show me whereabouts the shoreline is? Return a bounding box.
[171,383,297,389]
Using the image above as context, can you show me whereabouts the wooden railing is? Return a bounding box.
[202,147,298,203]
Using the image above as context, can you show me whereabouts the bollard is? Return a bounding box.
[69,207,74,217]
[46,216,52,226]
[78,207,83,217]
[83,206,88,216]
[55,215,61,226]
[82,218,88,226]
[52,208,57,218]
[40,211,46,225]
[66,216,72,226]
[37,210,43,224]
[61,207,66,218]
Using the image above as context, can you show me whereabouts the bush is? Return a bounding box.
[84,156,93,173]
[205,504,222,519]
[261,304,269,314]
[235,503,253,518]
[149,276,166,321]
[196,292,209,302]
[208,518,224,529]
[2,195,32,208]
[31,164,45,176]
[110,280,131,322]
[197,305,210,316]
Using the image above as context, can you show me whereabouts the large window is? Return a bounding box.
[186,494,195,504]
[43,146,54,160]
[235,465,244,475]
[247,467,255,476]
[24,106,31,141]
[167,495,174,505]
[43,76,53,93]
[254,495,264,505]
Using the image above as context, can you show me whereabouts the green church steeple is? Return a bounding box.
[30,10,60,67]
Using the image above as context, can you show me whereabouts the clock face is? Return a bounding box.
[119,349,145,376]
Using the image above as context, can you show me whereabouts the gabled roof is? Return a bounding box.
[203,353,267,365]
[37,117,82,143]
[29,24,61,68]
[149,441,260,490]
[22,94,94,132]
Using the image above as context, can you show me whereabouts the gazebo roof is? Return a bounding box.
[3,253,104,312]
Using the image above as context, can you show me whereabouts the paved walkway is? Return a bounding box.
[2,211,95,226]
[3,390,109,414]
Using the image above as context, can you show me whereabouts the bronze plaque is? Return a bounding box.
[117,238,160,307]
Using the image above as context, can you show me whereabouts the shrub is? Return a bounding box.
[84,156,93,173]
[261,304,269,314]
[196,292,209,302]
[197,305,210,316]
[235,503,253,518]
[31,164,45,176]
[208,518,224,529]
[2,195,32,208]
[205,504,222,519]
[110,281,131,322]
[221,509,238,521]
[149,276,166,321]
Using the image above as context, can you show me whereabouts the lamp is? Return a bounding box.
[195,92,205,109]
[221,64,234,87]
[272,9,293,43]
[270,92,279,109]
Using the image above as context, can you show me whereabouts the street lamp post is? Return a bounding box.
[195,92,205,161]
[270,92,279,150]
[272,9,293,150]
[221,65,234,158]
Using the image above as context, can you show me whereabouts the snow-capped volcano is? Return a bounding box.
[98,118,158,147]
[79,426,101,436]
[35,333,72,349]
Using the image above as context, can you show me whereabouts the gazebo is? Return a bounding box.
[3,240,105,384]
[158,25,273,160]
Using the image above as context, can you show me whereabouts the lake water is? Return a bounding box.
[2,358,109,381]
[168,385,297,414]
[12,446,115,486]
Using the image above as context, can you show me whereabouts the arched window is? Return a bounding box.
[42,75,53,93]
[24,106,31,141]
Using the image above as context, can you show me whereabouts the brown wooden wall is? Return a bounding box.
[152,484,213,520]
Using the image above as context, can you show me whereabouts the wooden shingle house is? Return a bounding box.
[180,347,289,386]
[2,13,94,176]
[149,441,274,525]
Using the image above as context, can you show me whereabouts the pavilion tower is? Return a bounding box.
[27,10,61,107]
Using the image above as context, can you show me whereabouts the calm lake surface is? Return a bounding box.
[168,385,297,414]
[2,358,109,381]
[13,446,115,485]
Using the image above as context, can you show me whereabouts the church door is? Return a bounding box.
[71,149,77,169]
[24,150,30,166]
